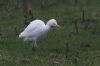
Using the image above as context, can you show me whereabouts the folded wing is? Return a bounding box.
[19,19,45,38]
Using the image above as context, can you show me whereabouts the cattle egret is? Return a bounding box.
[19,19,61,49]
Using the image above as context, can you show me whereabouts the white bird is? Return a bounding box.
[19,19,61,49]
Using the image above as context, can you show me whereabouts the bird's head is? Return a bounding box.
[47,19,61,29]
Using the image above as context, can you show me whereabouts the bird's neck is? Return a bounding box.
[45,25,51,31]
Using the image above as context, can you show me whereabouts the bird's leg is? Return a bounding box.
[32,40,38,50]
[34,40,38,48]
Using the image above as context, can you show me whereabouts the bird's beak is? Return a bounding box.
[56,24,62,30]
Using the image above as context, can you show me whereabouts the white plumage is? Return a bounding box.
[19,19,61,49]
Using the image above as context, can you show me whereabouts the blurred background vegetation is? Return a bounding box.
[0,0,100,66]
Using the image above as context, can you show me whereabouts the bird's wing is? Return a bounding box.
[23,19,45,32]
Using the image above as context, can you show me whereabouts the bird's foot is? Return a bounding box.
[32,46,40,51]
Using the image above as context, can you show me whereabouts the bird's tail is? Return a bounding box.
[19,32,24,38]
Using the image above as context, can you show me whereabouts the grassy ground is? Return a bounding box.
[0,0,100,66]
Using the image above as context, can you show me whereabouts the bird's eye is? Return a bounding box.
[51,25,55,28]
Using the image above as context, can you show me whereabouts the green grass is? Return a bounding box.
[0,0,100,66]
